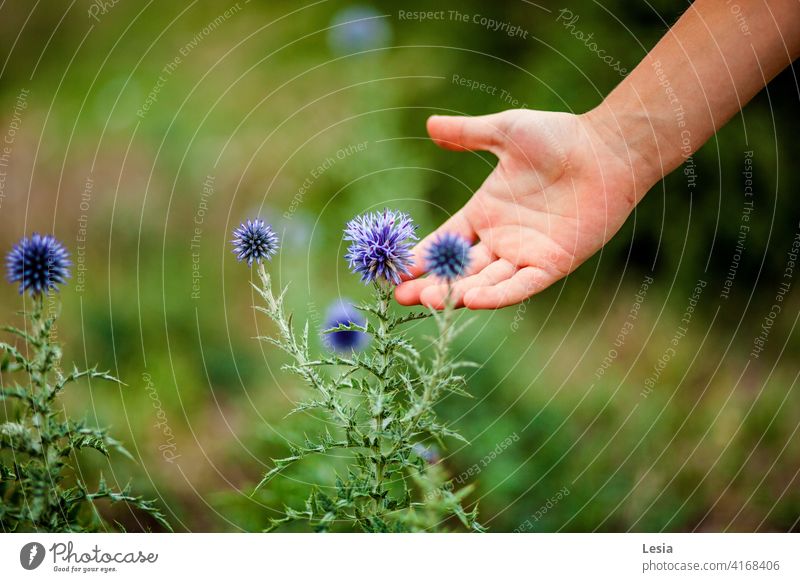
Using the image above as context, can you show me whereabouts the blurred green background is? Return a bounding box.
[1,0,798,532]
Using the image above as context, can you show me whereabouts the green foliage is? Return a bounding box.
[0,296,169,532]
[251,265,483,532]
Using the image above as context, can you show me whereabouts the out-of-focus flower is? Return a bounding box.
[328,6,392,55]
[323,299,369,352]
[424,233,471,281]
[231,219,279,266]
[412,443,440,464]
[344,209,417,285]
[6,234,71,296]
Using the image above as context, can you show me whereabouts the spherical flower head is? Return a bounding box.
[323,299,370,353]
[412,443,440,465]
[6,233,71,296]
[328,6,392,55]
[344,209,418,285]
[231,219,279,266]
[424,233,471,281]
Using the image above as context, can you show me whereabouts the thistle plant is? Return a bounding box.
[0,234,169,532]
[237,211,484,532]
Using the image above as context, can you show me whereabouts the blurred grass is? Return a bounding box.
[0,0,798,531]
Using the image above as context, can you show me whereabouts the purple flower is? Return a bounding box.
[424,233,471,281]
[231,219,279,266]
[6,234,71,296]
[323,299,369,353]
[412,443,440,464]
[344,209,417,285]
[328,6,392,55]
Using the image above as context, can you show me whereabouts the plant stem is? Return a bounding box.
[28,294,54,528]
[388,285,455,461]
[371,282,391,513]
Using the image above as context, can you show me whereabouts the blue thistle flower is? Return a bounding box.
[412,443,440,464]
[231,219,279,266]
[424,233,471,281]
[323,299,370,353]
[328,6,392,55]
[344,209,417,285]
[6,234,71,296]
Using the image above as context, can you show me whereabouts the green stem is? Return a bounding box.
[371,282,391,512]
[388,284,455,461]
[28,294,54,527]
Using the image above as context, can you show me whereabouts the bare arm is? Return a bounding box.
[588,0,800,192]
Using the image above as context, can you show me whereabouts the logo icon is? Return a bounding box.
[20,542,46,570]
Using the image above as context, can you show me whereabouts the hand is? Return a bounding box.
[395,108,656,309]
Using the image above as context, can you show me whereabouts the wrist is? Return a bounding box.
[581,101,675,198]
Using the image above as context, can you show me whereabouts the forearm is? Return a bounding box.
[586,0,800,194]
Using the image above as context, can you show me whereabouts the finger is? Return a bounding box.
[462,242,495,276]
[427,112,508,154]
[419,258,517,310]
[395,243,493,306]
[462,266,554,310]
[404,210,476,279]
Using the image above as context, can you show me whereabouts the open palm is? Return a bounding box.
[395,109,647,309]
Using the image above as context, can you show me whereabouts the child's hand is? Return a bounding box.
[395,109,653,309]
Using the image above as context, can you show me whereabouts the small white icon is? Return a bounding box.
[28,544,38,566]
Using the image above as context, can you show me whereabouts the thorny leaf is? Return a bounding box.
[0,298,168,532]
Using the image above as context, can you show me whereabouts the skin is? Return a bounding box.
[395,0,800,310]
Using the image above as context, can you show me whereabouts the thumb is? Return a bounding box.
[426,112,508,153]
